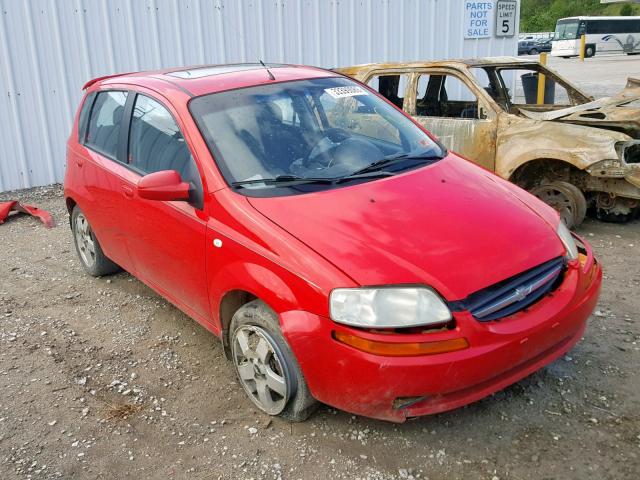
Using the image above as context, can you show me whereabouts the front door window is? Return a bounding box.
[411,72,496,171]
[128,94,203,207]
[416,74,481,119]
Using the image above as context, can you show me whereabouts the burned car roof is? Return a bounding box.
[334,57,536,75]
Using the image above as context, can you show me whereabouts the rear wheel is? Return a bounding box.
[230,300,318,422]
[530,181,587,229]
[71,206,120,276]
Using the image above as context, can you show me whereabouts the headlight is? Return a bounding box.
[556,221,578,261]
[329,287,452,328]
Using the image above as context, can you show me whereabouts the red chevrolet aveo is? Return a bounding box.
[64,63,602,422]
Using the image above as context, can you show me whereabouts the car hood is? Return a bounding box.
[247,155,565,301]
[519,77,640,138]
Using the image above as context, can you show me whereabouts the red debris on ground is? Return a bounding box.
[0,201,54,228]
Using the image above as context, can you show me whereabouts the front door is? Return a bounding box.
[408,71,498,171]
[123,92,210,323]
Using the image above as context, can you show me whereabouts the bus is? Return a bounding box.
[551,16,640,58]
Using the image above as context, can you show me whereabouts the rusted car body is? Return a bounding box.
[335,57,640,226]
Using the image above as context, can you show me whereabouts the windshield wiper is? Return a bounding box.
[349,152,445,176]
[232,172,394,189]
[231,175,336,188]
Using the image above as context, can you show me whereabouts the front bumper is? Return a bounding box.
[281,244,602,422]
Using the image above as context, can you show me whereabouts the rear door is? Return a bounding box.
[76,90,137,270]
[122,92,210,323]
[407,69,498,171]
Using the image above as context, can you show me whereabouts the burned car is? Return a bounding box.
[335,57,640,227]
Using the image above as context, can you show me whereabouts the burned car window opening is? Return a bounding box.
[189,77,444,196]
[494,66,589,109]
[367,74,408,110]
[416,74,480,119]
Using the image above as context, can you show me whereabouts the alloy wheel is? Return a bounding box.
[74,213,96,267]
[232,325,291,415]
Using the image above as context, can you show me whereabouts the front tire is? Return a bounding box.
[529,48,539,55]
[530,181,587,229]
[71,206,120,276]
[585,45,595,58]
[230,300,318,422]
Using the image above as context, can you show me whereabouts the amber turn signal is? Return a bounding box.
[333,331,469,357]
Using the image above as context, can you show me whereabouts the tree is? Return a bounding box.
[520,0,632,32]
[620,4,633,16]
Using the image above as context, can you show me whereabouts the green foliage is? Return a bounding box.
[521,0,640,32]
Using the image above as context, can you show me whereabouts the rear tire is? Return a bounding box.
[71,206,120,276]
[230,300,318,422]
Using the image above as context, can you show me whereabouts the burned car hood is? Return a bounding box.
[519,77,640,138]
[247,155,565,301]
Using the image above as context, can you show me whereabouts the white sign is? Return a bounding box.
[495,0,517,37]
[464,2,494,39]
[324,86,369,99]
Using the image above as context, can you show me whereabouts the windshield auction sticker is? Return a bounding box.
[325,86,369,99]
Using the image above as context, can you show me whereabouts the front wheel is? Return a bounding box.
[530,181,587,229]
[529,48,539,55]
[584,45,595,58]
[230,300,318,421]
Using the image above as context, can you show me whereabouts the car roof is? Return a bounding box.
[89,63,338,98]
[334,56,534,76]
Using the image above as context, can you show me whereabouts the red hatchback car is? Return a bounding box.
[64,63,602,422]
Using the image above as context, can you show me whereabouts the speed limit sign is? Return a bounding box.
[496,0,517,37]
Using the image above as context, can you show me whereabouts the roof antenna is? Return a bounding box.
[259,60,275,81]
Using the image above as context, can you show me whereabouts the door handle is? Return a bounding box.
[75,156,84,167]
[122,184,134,198]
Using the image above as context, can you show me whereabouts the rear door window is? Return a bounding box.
[128,94,203,206]
[85,91,128,159]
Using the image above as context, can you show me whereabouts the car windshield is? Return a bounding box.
[555,19,580,40]
[189,76,445,195]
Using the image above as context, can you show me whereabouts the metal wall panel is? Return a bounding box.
[0,0,519,192]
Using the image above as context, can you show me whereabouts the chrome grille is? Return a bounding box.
[449,257,565,322]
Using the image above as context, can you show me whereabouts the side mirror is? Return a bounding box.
[137,170,190,202]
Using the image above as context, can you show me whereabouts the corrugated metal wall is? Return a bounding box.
[0,0,519,192]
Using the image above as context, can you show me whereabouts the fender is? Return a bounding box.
[210,261,298,318]
[496,115,628,179]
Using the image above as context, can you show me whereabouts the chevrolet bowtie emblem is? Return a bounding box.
[513,285,534,302]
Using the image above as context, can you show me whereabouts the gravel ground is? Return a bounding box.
[1,57,640,480]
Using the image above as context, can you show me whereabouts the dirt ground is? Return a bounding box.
[1,56,640,480]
